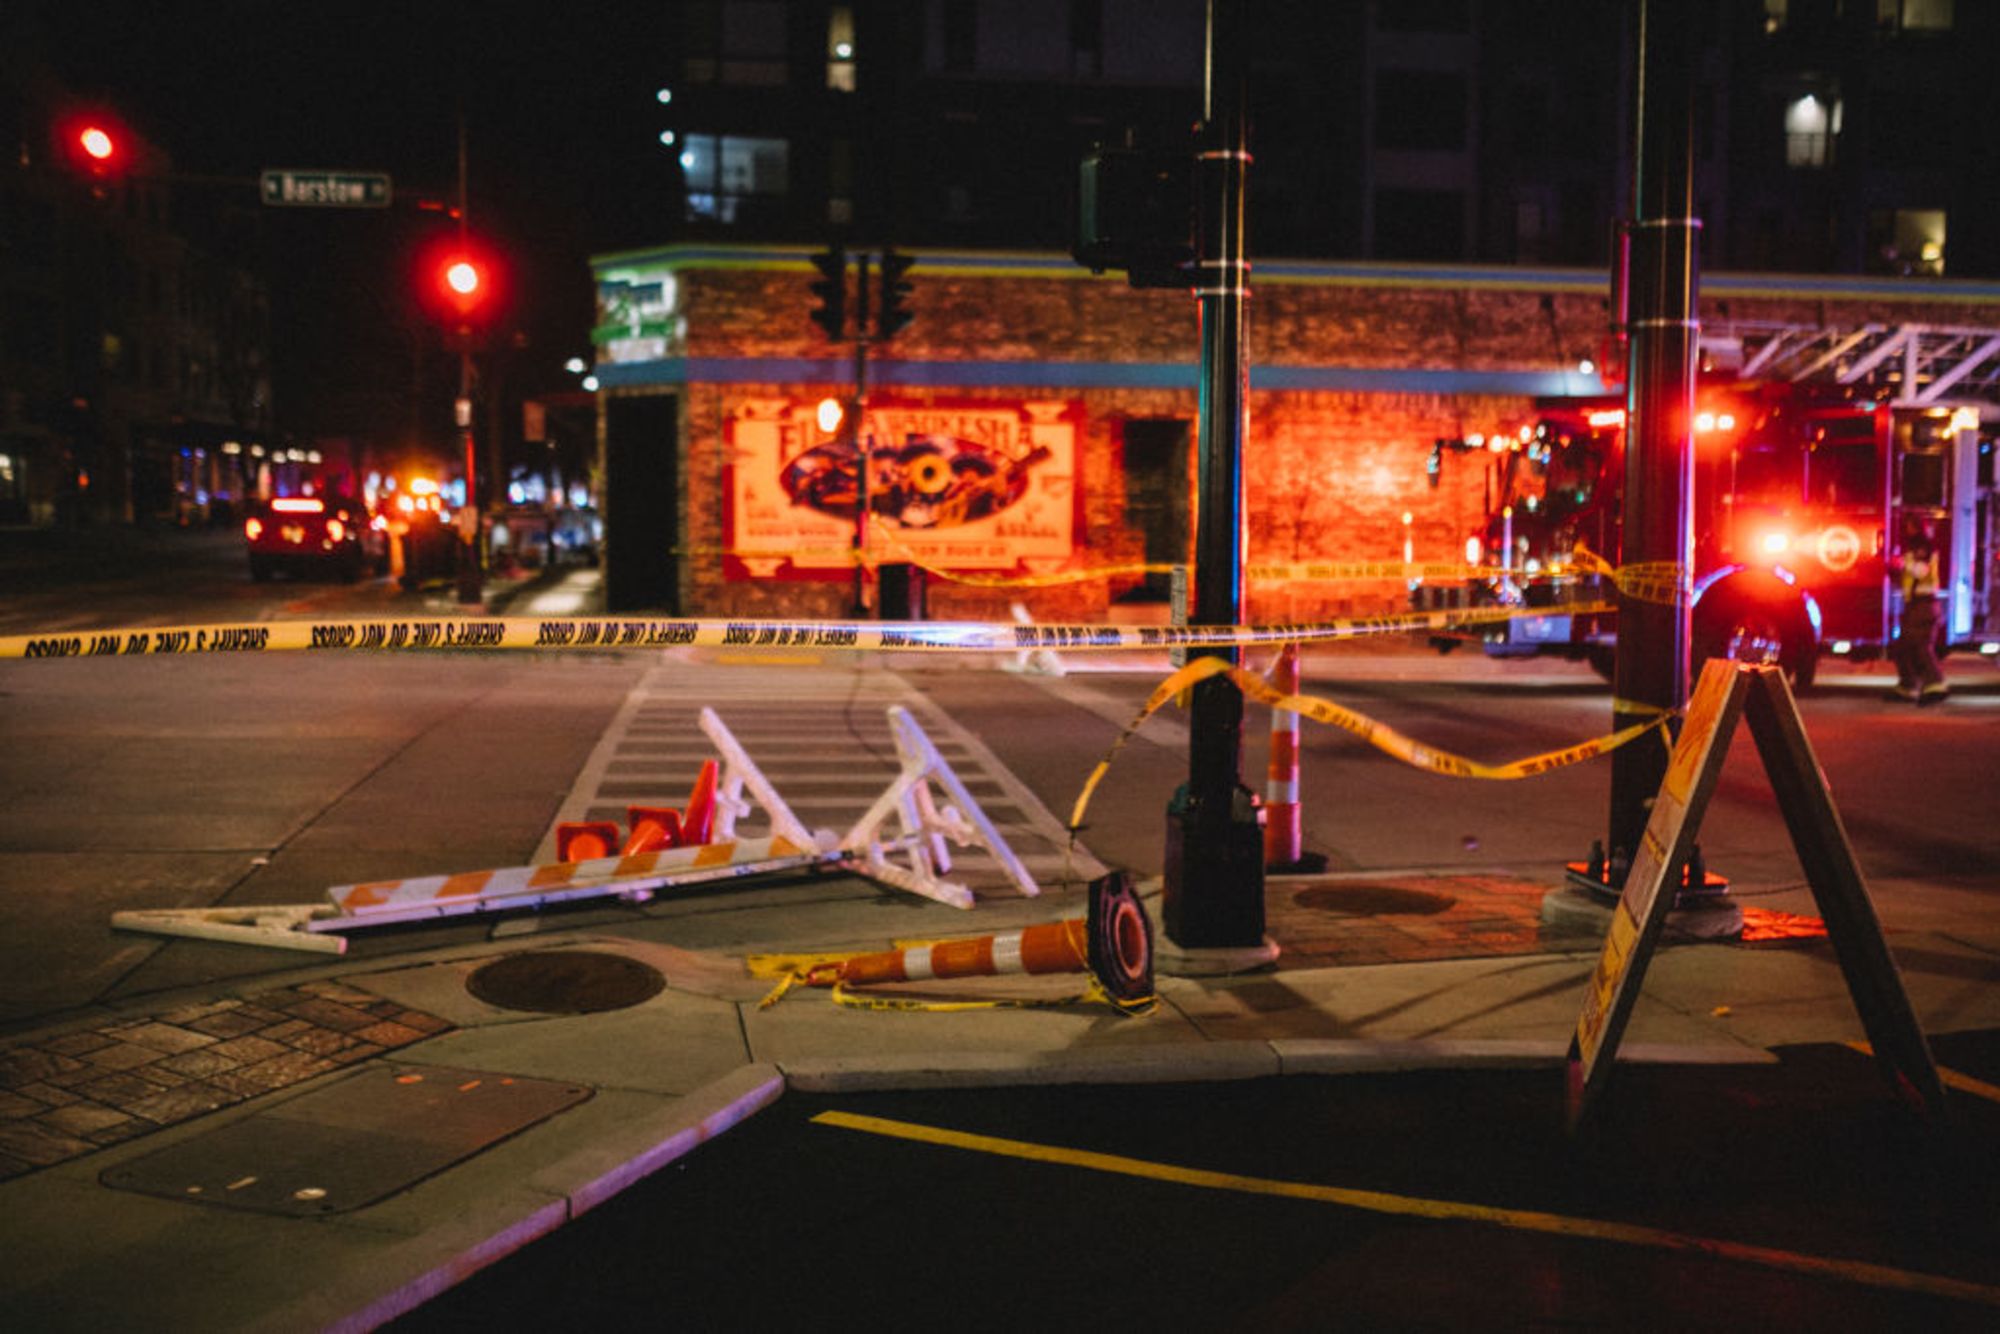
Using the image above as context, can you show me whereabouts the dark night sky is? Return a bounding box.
[20,2,691,434]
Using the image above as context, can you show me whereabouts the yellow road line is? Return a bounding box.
[812,1109,2000,1310]
[1846,1041,2000,1105]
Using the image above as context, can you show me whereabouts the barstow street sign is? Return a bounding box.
[259,170,391,208]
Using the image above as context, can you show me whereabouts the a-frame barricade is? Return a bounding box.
[842,705,1041,910]
[1567,659,1947,1131]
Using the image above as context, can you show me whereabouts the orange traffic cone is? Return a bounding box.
[680,759,718,845]
[622,806,684,855]
[556,821,621,862]
[798,870,1154,1012]
[558,759,721,861]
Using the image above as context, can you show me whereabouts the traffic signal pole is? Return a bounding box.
[1605,0,1699,886]
[453,114,483,607]
[1160,0,1273,965]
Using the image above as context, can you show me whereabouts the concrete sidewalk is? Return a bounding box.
[6,852,1998,1331]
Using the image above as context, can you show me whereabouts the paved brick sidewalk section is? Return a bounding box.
[0,981,451,1180]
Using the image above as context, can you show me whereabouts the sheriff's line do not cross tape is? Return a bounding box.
[0,599,1615,663]
[1065,655,1672,834]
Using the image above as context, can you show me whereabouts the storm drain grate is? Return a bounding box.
[100,1064,591,1216]
[1293,883,1458,917]
[467,950,666,1014]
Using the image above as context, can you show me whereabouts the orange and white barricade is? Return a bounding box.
[112,704,1036,951]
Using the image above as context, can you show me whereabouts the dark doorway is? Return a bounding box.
[603,392,679,613]
[1118,418,1190,602]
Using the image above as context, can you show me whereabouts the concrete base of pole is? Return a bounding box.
[1154,932,1281,977]
[1539,884,1745,942]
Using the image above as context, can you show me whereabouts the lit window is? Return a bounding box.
[679,133,790,223]
[1878,0,1952,32]
[1868,208,1947,276]
[827,5,856,91]
[1783,93,1838,168]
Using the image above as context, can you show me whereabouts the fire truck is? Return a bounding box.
[1417,324,2000,686]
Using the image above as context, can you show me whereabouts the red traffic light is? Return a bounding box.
[416,235,505,326]
[58,113,130,177]
[78,126,116,162]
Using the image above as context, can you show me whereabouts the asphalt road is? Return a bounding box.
[2,524,1996,1031]
[391,1032,2000,1333]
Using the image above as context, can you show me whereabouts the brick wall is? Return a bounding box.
[607,253,2000,623]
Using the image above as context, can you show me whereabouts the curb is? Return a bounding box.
[292,1033,1780,1330]
[313,1064,784,1334]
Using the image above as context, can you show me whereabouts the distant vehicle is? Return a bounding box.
[387,480,459,589]
[244,496,386,582]
[550,507,602,566]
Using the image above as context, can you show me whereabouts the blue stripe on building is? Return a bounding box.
[597,356,1596,397]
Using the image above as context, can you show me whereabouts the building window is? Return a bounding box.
[942,0,977,72]
[681,1,789,86]
[1374,0,1469,32]
[1783,92,1838,168]
[1374,189,1465,260]
[827,5,857,91]
[1868,209,1946,276]
[1878,0,1952,31]
[828,138,854,223]
[680,134,790,223]
[1070,0,1103,77]
[1375,70,1468,152]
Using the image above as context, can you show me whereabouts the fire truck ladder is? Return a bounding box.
[1718,321,2000,407]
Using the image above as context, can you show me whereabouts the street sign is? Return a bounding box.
[259,170,392,208]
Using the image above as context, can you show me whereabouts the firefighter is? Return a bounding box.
[1888,526,1947,705]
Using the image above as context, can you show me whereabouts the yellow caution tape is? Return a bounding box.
[907,560,1180,589]
[1067,655,1672,833]
[0,601,1613,664]
[826,976,1154,1016]
[1249,560,1497,583]
[745,949,874,980]
[1562,548,1685,607]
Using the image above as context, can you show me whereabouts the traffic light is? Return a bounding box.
[809,245,847,340]
[416,235,504,327]
[876,249,915,340]
[58,113,129,179]
[436,252,491,322]
[1074,145,1194,289]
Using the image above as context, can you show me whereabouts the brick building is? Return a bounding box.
[589,243,2000,621]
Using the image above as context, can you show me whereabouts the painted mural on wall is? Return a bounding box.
[725,397,1081,578]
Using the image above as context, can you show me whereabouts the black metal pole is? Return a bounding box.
[1607,0,1699,881]
[1162,0,1266,952]
[849,253,871,618]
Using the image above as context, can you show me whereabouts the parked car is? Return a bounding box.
[244,495,386,582]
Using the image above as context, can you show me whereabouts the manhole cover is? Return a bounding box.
[467,950,666,1013]
[1294,883,1456,916]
